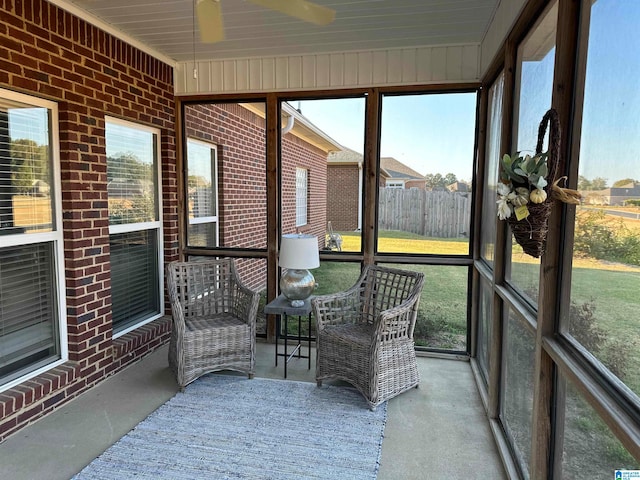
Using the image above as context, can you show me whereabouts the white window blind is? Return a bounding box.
[106,118,163,335]
[0,89,65,390]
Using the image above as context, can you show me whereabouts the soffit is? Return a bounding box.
[57,0,499,63]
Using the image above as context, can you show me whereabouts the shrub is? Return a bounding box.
[567,299,606,353]
[567,297,630,380]
[574,210,640,266]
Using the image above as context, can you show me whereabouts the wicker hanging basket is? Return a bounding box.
[506,108,561,258]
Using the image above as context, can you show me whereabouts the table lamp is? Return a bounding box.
[279,233,320,307]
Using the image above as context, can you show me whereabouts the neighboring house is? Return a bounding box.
[380,157,426,190]
[326,148,364,232]
[582,182,640,205]
[326,152,423,231]
[447,181,470,195]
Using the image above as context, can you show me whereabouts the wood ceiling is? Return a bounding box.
[57,0,499,63]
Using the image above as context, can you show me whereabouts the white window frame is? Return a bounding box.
[106,117,164,338]
[186,138,219,246]
[296,167,308,227]
[386,180,405,189]
[0,88,67,392]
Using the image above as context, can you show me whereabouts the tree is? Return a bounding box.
[424,173,444,190]
[10,139,50,193]
[577,175,592,191]
[612,178,637,188]
[444,173,458,186]
[590,177,608,190]
[107,153,151,182]
[578,176,609,191]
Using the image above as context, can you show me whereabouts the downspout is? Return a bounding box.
[357,162,363,231]
[282,114,294,134]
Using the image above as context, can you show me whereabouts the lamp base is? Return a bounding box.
[280,268,315,306]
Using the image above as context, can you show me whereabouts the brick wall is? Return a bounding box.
[327,164,360,231]
[281,131,327,246]
[405,179,426,189]
[184,102,328,271]
[0,0,177,441]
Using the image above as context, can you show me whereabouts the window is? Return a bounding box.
[295,167,308,227]
[106,118,163,335]
[0,89,66,390]
[377,92,476,255]
[186,139,218,248]
[293,96,366,253]
[507,2,558,305]
[563,0,640,400]
[386,181,404,189]
[480,73,504,266]
[501,308,536,479]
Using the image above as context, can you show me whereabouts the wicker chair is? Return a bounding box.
[313,264,425,410]
[166,259,260,389]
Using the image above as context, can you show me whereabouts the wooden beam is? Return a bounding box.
[544,338,640,460]
[469,85,489,359]
[487,37,516,420]
[530,0,582,477]
[362,89,379,266]
[174,98,186,261]
[266,93,279,342]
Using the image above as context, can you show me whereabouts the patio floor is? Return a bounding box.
[0,342,506,480]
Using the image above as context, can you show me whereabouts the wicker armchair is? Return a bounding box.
[166,259,260,389]
[313,264,425,410]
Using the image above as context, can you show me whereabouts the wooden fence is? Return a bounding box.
[378,188,471,238]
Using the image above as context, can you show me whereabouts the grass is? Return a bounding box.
[314,260,468,350]
[335,230,469,255]
[493,253,640,395]
[319,230,471,349]
[327,229,640,389]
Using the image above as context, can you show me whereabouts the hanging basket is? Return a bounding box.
[506,109,561,258]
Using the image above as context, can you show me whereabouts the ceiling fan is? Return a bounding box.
[196,0,336,43]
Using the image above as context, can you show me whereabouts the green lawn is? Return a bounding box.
[323,229,640,391]
[318,230,470,350]
[495,256,640,395]
[335,230,469,255]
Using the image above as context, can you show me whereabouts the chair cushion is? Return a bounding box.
[185,314,247,332]
[324,323,373,346]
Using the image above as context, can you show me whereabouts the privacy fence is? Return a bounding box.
[378,188,471,238]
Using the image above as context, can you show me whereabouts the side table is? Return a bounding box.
[264,294,313,378]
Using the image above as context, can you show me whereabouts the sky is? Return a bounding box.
[297,93,477,182]
[296,0,640,187]
[577,0,640,184]
[5,1,638,187]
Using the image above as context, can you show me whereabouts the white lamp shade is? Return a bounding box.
[279,234,320,270]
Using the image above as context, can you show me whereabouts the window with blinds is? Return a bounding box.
[186,139,218,248]
[109,231,159,327]
[106,118,163,335]
[0,89,65,389]
[296,168,308,227]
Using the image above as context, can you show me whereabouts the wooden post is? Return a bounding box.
[530,0,581,477]
[363,89,379,267]
[266,94,279,342]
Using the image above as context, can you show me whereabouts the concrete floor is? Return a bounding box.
[0,341,506,480]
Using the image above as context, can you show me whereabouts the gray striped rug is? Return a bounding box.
[73,375,387,479]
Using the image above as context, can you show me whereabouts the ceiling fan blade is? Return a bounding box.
[248,0,336,26]
[196,0,225,43]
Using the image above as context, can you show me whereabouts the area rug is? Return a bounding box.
[73,375,387,479]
